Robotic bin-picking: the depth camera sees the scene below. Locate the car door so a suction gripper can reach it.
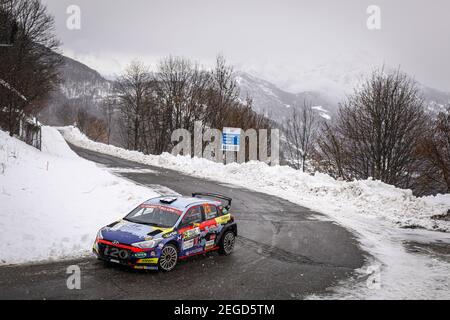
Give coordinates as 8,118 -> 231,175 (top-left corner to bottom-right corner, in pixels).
178,206 -> 203,256
199,203 -> 220,251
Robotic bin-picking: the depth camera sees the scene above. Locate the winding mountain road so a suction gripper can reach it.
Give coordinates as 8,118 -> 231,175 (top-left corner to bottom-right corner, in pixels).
0,144 -> 366,299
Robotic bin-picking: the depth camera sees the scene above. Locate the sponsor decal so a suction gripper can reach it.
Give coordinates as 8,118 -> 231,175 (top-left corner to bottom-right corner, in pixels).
205,239 -> 215,249
183,227 -> 200,240
215,214 -> 231,225
136,258 -> 159,264
104,246 -> 129,259
163,231 -> 177,238
133,252 -> 147,258
182,239 -> 195,250
140,204 -> 183,215
185,247 -> 204,256
134,265 -> 158,270
204,225 -> 218,233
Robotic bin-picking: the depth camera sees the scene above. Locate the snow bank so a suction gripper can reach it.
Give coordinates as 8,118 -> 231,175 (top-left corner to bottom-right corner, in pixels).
60,126 -> 450,233
0,127 -> 157,265
61,126 -> 450,299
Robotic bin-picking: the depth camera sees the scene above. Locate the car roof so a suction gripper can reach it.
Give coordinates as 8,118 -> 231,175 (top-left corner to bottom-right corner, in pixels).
143,196 -> 221,211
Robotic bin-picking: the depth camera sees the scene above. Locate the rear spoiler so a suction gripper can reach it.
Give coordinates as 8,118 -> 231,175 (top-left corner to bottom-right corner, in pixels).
192,192 -> 232,210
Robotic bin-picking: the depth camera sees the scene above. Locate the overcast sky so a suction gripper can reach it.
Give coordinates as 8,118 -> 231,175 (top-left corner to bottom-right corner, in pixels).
42,0 -> 450,92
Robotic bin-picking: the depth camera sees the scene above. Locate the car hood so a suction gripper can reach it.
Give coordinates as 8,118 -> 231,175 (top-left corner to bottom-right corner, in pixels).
100,220 -> 171,245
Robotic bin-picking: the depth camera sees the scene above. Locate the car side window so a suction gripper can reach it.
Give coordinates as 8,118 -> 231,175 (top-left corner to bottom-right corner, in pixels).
204,204 -> 218,220
181,206 -> 202,226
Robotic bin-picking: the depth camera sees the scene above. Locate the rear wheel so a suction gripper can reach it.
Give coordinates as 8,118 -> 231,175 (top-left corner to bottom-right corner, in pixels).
158,244 -> 178,271
219,230 -> 235,255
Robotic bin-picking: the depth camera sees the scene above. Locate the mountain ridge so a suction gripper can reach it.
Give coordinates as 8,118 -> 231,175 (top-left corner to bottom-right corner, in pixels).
39,54 -> 450,126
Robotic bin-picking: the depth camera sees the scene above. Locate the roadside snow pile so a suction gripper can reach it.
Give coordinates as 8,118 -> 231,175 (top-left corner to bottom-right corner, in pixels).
58,126 -> 450,299
0,127 -> 157,265
61,126 -> 450,233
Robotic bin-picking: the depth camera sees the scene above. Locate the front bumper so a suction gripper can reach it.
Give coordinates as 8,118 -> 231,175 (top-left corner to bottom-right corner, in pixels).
93,239 -> 160,270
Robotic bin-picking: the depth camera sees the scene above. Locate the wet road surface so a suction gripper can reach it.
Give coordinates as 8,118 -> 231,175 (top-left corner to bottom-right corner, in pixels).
0,144 -> 365,299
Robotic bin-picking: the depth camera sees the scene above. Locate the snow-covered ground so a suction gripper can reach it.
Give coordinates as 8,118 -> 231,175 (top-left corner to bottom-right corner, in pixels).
61,126 -> 450,299
1,125 -> 449,298
61,126 -> 450,233
0,127 -> 158,265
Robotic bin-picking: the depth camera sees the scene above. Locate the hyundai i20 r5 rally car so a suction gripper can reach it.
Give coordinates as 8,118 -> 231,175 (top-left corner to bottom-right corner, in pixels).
93,193 -> 237,271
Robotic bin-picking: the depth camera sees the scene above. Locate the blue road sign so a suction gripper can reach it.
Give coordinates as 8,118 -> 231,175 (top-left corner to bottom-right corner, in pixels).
222,127 -> 241,151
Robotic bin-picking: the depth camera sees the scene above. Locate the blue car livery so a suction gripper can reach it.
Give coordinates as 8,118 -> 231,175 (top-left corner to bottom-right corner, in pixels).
93,193 -> 237,271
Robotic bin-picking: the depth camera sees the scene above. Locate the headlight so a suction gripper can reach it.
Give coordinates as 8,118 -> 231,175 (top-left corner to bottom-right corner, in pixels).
96,230 -> 103,240
132,238 -> 161,249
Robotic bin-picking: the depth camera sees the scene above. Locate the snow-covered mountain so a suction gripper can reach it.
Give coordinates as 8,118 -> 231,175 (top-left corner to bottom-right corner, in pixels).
39,54 -> 449,126
38,55 -> 112,125
59,55 -> 112,101
236,52 -> 449,121
420,84 -> 450,115
237,52 -> 382,100
236,72 -> 449,123
235,71 -> 335,122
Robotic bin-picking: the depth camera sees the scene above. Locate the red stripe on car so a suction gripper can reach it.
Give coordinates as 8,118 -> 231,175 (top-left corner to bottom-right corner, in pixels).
98,239 -> 150,252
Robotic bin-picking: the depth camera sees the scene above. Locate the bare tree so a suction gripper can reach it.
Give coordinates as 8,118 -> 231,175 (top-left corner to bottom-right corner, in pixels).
55,101 -> 77,125
416,105 -> 450,194
0,0 -> 61,135
75,109 -> 88,134
115,61 -> 153,151
113,55 -> 271,156
284,102 -> 318,171
86,117 -> 107,143
75,108 -> 107,142
154,56 -> 210,153
315,121 -> 347,178
101,97 -> 116,145
316,68 -> 427,189
206,55 -> 240,128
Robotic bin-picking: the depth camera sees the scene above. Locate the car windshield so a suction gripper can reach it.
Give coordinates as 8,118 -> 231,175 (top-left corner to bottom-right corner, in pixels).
124,205 -> 182,228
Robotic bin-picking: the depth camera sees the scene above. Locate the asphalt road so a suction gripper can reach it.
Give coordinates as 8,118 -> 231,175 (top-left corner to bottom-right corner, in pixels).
0,144 -> 366,299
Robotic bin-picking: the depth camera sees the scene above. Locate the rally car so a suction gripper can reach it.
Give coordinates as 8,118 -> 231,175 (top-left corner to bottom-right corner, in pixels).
93,193 -> 237,271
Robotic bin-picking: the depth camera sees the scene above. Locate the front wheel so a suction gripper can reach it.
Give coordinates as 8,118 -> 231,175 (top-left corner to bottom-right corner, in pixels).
158,244 -> 178,271
219,230 -> 235,255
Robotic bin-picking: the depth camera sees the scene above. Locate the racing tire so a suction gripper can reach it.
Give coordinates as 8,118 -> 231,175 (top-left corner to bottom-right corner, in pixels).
158,243 -> 178,272
219,230 -> 235,255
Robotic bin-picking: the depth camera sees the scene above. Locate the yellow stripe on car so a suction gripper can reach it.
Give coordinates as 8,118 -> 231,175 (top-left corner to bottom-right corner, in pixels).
145,227 -> 174,240
155,226 -> 173,232
215,214 -> 231,225
136,258 -> 159,264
